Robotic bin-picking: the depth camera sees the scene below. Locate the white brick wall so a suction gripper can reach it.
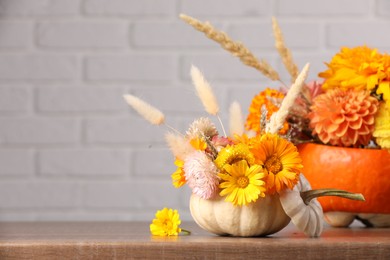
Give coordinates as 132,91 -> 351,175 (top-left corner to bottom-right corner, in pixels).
0,0 -> 388,221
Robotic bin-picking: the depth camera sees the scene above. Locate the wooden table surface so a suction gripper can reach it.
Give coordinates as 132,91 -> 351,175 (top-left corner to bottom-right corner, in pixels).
0,221 -> 389,259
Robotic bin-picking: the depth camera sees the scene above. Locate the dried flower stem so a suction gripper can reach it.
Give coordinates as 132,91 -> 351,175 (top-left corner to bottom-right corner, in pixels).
165,123 -> 184,136
260,105 -> 268,134
272,17 -> 299,83
201,133 -> 219,160
180,14 -> 281,82
217,115 -> 227,137
266,63 -> 310,134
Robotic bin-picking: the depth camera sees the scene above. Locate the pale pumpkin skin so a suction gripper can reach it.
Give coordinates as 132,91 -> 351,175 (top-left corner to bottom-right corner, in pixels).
324,212 -> 390,227
190,193 -> 291,237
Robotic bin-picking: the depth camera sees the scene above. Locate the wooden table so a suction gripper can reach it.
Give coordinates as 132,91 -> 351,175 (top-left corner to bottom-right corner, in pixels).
0,221 -> 389,259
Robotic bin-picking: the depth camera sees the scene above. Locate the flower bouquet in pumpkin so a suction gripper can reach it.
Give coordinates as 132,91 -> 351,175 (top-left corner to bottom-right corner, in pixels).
124,14 -> 367,237
177,15 -> 390,227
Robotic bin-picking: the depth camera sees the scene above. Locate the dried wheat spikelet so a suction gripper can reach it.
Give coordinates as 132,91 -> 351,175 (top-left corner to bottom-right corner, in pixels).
266,63 -> 310,134
180,14 -> 280,82
272,17 -> 299,83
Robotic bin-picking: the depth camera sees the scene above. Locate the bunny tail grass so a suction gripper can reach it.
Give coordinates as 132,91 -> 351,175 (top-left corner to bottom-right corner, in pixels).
190,65 -> 227,136
190,65 -> 219,116
229,101 -> 244,136
165,132 -> 195,160
266,63 -> 310,134
123,94 -> 165,125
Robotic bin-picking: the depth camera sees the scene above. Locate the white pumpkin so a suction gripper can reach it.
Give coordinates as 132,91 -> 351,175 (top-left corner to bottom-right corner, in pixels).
279,174 -> 324,237
189,193 -> 290,237
324,212 -> 390,227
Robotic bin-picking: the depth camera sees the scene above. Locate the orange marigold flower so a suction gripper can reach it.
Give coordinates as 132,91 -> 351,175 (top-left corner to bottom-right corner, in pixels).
308,89 -> 379,147
250,133 -> 302,194
319,46 -> 390,96
245,88 -> 289,135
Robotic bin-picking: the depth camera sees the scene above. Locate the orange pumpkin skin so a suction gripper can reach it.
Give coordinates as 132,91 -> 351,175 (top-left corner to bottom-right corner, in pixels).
297,143 -> 390,214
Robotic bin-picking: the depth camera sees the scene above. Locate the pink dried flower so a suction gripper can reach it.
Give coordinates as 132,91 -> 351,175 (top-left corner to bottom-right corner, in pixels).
306,80 -> 324,101
211,135 -> 234,151
183,151 -> 220,199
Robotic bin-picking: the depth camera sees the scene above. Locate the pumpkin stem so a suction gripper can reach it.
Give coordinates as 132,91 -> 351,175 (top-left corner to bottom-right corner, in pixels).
300,189 -> 365,205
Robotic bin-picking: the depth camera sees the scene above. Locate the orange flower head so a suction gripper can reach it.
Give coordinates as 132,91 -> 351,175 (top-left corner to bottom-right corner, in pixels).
250,134 -> 302,194
245,88 -> 289,135
308,89 -> 379,147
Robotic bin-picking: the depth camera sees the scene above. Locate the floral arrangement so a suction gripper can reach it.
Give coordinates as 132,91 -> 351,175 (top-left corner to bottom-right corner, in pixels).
125,14 -> 369,238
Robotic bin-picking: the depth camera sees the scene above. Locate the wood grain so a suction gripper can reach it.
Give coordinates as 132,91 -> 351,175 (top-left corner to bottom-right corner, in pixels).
0,222 -> 389,259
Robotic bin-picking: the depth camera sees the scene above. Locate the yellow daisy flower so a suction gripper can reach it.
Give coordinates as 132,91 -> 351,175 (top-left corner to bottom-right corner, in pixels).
250,134 -> 303,194
373,102 -> 390,149
219,160 -> 266,206
150,208 -> 182,236
214,143 -> 255,171
171,159 -> 186,188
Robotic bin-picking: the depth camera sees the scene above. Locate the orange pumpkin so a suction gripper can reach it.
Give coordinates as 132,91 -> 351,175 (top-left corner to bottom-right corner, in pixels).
297,143 -> 390,214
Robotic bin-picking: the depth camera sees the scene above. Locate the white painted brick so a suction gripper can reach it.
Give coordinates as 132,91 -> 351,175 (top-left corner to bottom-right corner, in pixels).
0,85 -> 30,112
0,149 -> 34,176
37,86 -> 126,112
181,54 -> 275,81
132,86 -> 204,113
133,148 -> 174,177
228,22 -> 319,49
39,149 -> 130,176
181,0 -> 270,16
0,181 -> 81,208
0,22 -> 33,48
0,55 -> 79,80
0,0 -> 80,16
85,116 -> 166,144
83,180 -> 180,209
84,0 -> 175,16
227,84 -> 268,114
377,0 -> 390,16
327,23 -> 390,50
133,21 -> 218,48
276,0 -> 369,15
38,21 -> 128,48
0,117 -> 80,144
86,55 -> 174,81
